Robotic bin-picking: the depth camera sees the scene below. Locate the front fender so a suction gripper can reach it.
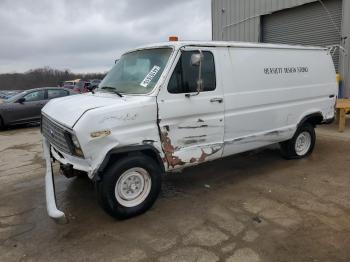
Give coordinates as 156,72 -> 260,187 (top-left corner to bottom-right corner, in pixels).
93,144 -> 165,182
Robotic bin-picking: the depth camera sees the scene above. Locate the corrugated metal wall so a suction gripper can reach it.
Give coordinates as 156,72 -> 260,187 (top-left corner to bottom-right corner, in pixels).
212,0 -> 317,41
212,0 -> 350,97
262,0 -> 342,71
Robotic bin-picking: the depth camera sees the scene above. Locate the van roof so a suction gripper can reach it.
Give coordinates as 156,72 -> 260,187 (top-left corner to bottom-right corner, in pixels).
132,41 -> 327,52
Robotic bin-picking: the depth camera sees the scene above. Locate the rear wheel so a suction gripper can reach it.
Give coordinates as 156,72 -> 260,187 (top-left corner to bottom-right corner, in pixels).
97,154 -> 162,219
280,123 -> 315,159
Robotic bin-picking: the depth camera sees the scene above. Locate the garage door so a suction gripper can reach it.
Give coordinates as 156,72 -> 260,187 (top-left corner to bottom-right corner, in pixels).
262,0 -> 342,71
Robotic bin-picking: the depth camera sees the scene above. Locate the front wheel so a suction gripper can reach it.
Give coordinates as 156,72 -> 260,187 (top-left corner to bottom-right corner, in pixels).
97,154 -> 162,219
279,123 -> 316,159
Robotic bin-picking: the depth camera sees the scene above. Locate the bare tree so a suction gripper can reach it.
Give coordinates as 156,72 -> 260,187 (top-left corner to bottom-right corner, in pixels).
0,67 -> 107,90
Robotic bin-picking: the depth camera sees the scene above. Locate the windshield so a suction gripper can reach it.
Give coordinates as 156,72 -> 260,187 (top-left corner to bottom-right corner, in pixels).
98,48 -> 172,95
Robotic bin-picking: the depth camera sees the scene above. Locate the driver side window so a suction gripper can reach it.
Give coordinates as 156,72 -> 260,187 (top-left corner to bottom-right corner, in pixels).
168,51 -> 216,94
23,90 -> 45,102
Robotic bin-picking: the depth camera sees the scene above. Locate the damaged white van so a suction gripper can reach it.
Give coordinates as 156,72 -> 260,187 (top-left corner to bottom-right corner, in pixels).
42,41 -> 337,223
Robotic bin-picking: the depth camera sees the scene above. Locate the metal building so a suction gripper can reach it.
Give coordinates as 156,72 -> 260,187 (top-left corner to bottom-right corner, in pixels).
212,0 -> 350,97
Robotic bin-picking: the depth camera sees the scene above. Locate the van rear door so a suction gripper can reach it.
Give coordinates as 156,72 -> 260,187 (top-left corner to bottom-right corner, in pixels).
157,47 -> 225,169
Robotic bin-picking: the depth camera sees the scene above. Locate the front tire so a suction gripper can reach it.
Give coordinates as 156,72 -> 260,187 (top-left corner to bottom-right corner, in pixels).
280,123 -> 316,159
97,154 -> 162,219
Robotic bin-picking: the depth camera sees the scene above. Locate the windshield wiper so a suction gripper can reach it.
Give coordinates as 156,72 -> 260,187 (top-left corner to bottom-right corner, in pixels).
100,87 -> 123,97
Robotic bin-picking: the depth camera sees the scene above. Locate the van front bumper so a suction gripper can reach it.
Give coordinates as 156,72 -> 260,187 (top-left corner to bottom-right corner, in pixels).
43,137 -> 67,224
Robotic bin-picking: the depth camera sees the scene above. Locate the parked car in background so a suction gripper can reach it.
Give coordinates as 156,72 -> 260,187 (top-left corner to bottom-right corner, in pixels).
62,82 -> 75,89
63,79 -> 80,89
73,80 -> 91,93
0,87 -> 75,129
90,79 -> 101,89
59,79 -> 101,92
0,90 -> 21,100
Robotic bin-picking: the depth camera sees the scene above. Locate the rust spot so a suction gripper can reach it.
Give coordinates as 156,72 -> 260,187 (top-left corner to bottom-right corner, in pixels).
198,147 -> 222,163
160,127 -> 222,168
160,130 -> 185,168
188,146 -> 222,164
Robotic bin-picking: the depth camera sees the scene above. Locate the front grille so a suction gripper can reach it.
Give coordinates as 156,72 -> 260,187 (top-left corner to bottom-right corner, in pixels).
41,115 -> 72,155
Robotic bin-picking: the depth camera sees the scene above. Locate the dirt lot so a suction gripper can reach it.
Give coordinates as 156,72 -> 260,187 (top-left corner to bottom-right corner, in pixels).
1,123 -> 350,262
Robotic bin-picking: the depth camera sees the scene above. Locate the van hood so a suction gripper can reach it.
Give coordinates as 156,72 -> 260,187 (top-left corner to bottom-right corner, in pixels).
42,92 -> 152,128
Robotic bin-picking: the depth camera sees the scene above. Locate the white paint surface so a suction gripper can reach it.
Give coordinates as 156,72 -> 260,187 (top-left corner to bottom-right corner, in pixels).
42,41 -> 337,221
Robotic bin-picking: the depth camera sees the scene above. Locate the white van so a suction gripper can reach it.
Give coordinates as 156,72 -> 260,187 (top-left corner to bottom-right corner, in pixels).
41,41 -> 337,223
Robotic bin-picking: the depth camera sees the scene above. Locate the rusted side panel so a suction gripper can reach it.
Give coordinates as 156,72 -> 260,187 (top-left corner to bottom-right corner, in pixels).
160,125 -> 223,170
160,130 -> 185,168
156,47 -> 226,171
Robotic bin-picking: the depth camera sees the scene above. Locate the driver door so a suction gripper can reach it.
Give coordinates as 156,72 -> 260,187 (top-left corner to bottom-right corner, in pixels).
157,47 -> 225,170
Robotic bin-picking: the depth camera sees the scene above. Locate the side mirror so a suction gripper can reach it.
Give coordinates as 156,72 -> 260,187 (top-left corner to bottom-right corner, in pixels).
115,59 -> 119,64
186,51 -> 204,97
17,97 -> 25,104
190,53 -> 203,67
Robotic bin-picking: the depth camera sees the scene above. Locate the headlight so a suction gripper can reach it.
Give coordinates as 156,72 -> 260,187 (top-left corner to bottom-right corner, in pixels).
70,133 -> 84,157
71,134 -> 81,149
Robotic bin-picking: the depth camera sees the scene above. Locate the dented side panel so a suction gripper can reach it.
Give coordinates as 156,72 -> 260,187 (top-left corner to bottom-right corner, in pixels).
157,47 -> 226,170
160,124 -> 224,169
69,95 -> 164,177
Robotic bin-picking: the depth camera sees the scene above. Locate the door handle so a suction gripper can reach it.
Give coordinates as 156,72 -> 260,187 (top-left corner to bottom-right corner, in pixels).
210,97 -> 223,103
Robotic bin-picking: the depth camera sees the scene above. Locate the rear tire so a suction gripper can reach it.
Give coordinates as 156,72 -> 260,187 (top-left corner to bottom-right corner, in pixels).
97,154 -> 162,219
280,122 -> 315,159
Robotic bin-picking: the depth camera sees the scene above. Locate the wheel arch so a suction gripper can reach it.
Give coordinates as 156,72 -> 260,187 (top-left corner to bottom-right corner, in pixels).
297,112 -> 324,128
94,145 -> 165,182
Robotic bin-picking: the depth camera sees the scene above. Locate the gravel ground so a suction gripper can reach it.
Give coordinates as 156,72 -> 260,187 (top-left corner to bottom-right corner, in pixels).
0,123 -> 350,262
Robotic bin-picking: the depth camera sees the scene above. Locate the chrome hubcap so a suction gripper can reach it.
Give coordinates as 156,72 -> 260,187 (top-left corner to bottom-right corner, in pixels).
115,167 -> 151,207
295,131 -> 311,156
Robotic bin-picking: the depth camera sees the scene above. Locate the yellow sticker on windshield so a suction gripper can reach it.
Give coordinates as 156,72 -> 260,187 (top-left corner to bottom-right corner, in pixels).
140,66 -> 161,88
